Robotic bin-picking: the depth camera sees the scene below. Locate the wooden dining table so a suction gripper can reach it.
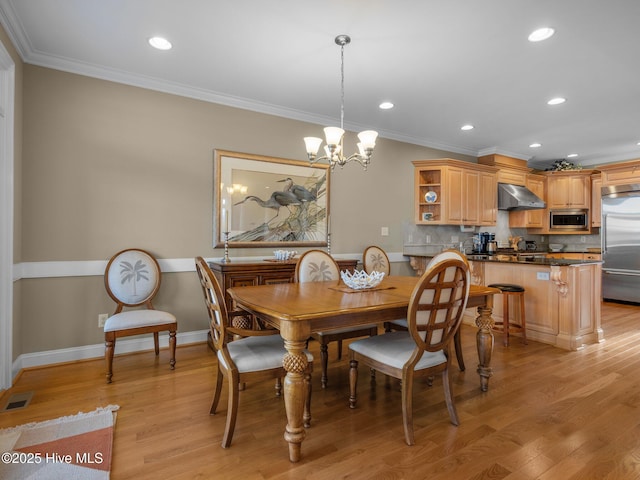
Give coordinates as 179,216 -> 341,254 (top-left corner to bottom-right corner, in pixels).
227,275 -> 500,463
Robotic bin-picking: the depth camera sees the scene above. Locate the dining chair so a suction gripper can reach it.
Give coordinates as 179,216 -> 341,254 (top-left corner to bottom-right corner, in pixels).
362,245 -> 391,275
348,250 -> 471,445
103,248 -> 177,383
384,248 -> 468,372
296,249 -> 378,389
195,257 -> 313,448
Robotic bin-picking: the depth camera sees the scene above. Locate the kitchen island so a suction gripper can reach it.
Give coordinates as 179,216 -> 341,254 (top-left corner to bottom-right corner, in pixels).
405,251 -> 604,351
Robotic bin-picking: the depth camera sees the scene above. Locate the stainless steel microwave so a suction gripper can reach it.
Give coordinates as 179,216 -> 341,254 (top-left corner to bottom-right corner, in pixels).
549,209 -> 589,231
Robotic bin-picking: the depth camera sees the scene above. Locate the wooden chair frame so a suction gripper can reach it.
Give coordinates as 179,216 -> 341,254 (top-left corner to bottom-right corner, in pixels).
103,248 -> 177,383
349,253 -> 470,445
296,249 -> 378,389
195,256 -> 312,448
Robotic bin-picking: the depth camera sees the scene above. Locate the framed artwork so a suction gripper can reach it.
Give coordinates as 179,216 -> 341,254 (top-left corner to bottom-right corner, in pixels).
213,150 -> 330,248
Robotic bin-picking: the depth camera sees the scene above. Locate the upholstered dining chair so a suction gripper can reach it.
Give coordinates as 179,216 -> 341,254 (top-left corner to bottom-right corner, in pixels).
363,245 -> 391,275
384,248 -> 468,372
348,250 -> 471,445
103,248 -> 177,383
195,257 -> 313,448
296,249 -> 378,389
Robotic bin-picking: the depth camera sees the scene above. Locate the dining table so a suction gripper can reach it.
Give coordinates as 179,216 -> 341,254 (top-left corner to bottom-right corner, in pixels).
227,275 -> 500,463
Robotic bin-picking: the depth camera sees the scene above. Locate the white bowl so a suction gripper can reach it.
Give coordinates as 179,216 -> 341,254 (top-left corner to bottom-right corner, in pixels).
549,243 -> 564,252
273,250 -> 297,261
340,270 -> 385,290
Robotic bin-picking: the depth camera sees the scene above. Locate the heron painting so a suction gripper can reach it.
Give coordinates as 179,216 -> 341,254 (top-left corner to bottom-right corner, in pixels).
214,150 -> 330,248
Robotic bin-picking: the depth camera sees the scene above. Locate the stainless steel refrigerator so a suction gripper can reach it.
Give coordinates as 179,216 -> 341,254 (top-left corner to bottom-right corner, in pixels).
602,183 -> 640,304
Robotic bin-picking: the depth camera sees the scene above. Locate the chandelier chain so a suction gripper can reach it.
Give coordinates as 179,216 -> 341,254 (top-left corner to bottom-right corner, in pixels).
340,42 -> 345,131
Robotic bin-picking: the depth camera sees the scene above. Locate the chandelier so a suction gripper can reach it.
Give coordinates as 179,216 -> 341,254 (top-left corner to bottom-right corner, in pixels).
304,35 -> 378,171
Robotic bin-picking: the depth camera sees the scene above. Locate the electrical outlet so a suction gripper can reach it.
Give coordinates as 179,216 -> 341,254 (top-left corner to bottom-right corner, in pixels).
425,234 -> 432,244
381,227 -> 389,236
541,236 -> 545,241
98,314 -> 108,328
580,236 -> 586,243
451,235 -> 459,243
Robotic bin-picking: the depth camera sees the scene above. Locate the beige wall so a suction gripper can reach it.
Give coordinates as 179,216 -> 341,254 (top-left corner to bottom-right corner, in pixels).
15,64 -> 474,356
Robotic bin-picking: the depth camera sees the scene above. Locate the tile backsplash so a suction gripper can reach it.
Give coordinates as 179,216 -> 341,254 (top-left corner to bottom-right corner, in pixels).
403,211 -> 601,253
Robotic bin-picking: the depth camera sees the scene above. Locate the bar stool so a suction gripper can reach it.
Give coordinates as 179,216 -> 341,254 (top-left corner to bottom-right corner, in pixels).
488,283 -> 527,346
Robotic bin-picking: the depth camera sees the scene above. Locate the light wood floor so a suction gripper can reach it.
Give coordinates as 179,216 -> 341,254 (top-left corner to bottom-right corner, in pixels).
2,302 -> 640,479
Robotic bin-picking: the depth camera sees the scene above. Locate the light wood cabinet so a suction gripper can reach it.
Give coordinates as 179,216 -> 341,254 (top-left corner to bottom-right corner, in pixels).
598,159 -> 640,186
591,174 -> 602,227
546,171 -> 591,209
413,159 -> 497,226
479,171 -> 498,225
480,261 -> 603,350
414,165 -> 443,224
509,174 -> 546,228
546,253 -> 601,261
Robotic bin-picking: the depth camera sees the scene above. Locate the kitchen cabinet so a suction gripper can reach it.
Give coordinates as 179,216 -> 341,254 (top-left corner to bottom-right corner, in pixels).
546,171 -> 591,209
546,253 -> 601,261
479,171 -> 498,225
448,167 -> 484,225
509,174 -> 546,228
598,159 -> 640,186
413,159 -> 497,226
591,174 -> 602,227
481,261 -> 603,350
414,165 -> 443,224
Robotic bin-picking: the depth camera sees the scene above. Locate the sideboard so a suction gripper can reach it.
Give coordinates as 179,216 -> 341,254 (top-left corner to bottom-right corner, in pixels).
208,258 -> 358,332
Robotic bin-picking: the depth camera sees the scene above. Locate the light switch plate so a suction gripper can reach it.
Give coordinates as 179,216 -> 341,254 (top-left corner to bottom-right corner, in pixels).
381,227 -> 389,236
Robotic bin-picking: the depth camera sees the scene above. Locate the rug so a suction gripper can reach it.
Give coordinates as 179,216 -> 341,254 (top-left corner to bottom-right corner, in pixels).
0,404 -> 119,480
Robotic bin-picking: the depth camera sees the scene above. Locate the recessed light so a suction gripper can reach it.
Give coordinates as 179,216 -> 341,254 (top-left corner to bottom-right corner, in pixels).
528,27 -> 555,42
460,124 -> 474,131
567,153 -> 578,158
148,36 -> 172,50
379,101 -> 394,110
547,97 -> 566,105
529,143 -> 542,148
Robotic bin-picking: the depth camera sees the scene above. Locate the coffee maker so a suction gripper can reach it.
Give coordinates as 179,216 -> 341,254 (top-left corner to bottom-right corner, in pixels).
473,232 -> 495,254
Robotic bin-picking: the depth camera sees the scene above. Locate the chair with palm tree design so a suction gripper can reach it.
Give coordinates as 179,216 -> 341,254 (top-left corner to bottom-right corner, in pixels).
296,249 -> 378,388
103,248 -> 177,383
362,245 -> 391,276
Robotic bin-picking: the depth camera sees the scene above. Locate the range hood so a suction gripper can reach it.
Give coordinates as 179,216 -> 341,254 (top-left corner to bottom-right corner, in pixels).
497,183 -> 546,210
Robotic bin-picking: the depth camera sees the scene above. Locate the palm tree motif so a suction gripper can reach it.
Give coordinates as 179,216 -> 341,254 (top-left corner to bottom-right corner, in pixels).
369,253 -> 387,272
119,259 -> 149,296
307,260 -> 334,282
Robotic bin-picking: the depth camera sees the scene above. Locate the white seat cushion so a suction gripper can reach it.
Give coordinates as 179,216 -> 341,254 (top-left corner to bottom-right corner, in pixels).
349,332 -> 446,370
313,324 -> 378,337
104,309 -> 176,332
220,334 -> 314,373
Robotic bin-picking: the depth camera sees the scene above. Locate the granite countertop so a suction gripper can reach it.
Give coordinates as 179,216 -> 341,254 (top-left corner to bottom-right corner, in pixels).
402,247 -> 602,266
463,254 -> 600,266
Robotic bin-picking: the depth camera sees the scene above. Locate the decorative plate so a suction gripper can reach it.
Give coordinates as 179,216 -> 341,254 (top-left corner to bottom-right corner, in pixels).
424,191 -> 437,203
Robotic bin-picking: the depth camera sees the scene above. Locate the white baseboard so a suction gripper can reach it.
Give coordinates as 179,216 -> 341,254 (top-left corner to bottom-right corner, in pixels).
11,329 -> 209,380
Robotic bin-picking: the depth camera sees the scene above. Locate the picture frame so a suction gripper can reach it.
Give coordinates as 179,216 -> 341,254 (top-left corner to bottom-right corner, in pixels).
214,150 -> 330,248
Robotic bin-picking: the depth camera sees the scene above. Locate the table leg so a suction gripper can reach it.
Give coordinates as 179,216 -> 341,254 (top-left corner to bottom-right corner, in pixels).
281,330 -> 310,463
475,297 -> 495,392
